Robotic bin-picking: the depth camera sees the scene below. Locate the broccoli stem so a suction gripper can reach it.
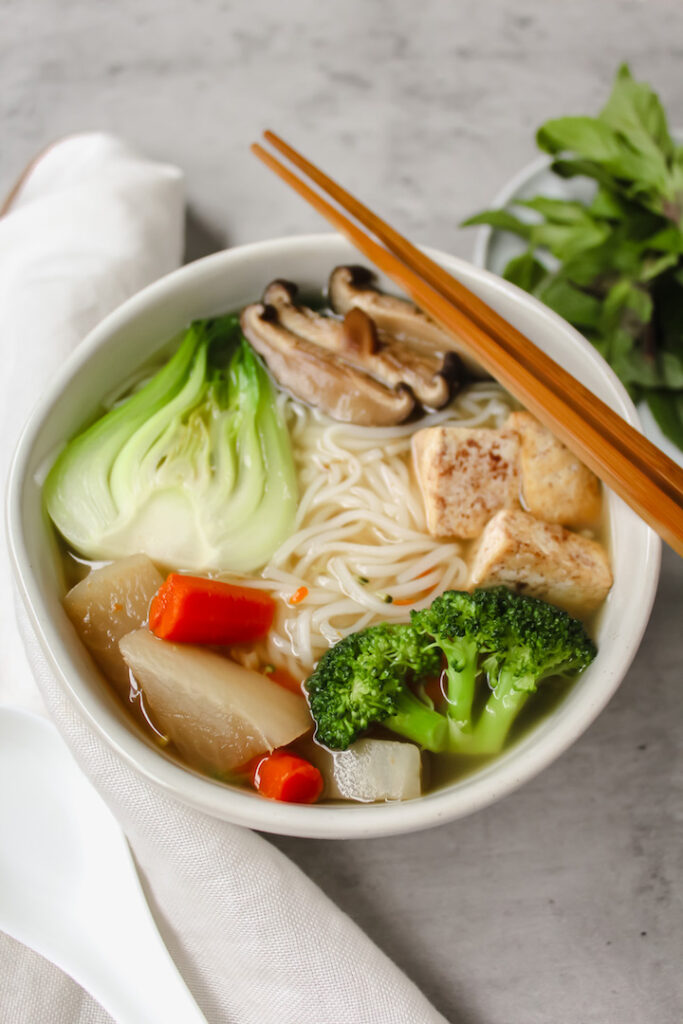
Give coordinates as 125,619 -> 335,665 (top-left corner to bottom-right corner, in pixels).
385,689 -> 450,753
463,679 -> 532,756
440,638 -> 479,726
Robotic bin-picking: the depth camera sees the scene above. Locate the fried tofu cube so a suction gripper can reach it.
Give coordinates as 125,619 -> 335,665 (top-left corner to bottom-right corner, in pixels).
507,411 -> 602,528
412,426 -> 520,538
469,509 -> 612,611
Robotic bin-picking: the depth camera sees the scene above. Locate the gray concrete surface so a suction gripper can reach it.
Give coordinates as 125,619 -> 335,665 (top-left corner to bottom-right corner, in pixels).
2,1 -> 682,1021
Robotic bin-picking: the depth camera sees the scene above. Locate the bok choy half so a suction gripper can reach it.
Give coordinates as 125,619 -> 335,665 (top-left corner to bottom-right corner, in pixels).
44,316 -> 298,573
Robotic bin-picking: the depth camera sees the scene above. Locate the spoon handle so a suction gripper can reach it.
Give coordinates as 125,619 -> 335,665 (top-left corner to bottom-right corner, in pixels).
57,914 -> 209,1024
0,710 -> 207,1024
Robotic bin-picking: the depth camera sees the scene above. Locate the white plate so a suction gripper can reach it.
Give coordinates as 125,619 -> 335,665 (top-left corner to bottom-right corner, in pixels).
470,154 -> 683,467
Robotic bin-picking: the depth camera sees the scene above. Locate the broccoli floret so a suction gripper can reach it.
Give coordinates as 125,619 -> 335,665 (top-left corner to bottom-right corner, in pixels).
306,622 -> 444,751
305,587 -> 596,756
410,588 -> 508,727
470,587 -> 597,754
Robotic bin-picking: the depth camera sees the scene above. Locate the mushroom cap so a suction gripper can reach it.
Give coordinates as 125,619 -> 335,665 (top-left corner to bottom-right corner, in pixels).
240,301 -> 416,427
328,265 -> 482,377
261,276 -> 456,409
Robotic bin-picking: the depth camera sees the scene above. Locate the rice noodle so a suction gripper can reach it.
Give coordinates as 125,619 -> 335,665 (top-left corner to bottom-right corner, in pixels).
221,382 -> 513,679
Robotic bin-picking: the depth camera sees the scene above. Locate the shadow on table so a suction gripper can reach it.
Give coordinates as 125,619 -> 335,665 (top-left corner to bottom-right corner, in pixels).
184,206 -> 227,264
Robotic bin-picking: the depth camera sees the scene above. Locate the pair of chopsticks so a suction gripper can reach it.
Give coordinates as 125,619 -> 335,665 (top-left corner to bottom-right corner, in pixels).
251,132 -> 683,558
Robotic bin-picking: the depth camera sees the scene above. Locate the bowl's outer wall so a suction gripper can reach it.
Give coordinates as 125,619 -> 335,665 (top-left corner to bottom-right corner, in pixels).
7,235 -> 660,838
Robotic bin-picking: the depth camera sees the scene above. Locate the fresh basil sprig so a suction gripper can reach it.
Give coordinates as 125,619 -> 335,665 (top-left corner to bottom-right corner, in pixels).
463,64 -> 683,452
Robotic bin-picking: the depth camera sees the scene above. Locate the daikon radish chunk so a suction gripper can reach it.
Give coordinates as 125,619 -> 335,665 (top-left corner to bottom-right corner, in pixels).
63,554 -> 164,699
119,630 -> 312,775
311,738 -> 422,802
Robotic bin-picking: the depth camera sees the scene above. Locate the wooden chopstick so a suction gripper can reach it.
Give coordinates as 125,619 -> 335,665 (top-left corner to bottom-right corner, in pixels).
251,138 -> 683,557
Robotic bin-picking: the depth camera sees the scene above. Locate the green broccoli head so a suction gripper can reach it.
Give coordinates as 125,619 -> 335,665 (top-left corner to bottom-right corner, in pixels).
473,587 -> 597,754
412,587 -> 506,647
305,622 -> 442,750
481,586 -> 596,692
305,587 -> 598,757
410,588 -> 508,725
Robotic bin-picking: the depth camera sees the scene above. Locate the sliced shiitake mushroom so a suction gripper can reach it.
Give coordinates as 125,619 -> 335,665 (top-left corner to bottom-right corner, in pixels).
240,300 -> 415,426
262,280 -> 457,408
328,264 -> 483,376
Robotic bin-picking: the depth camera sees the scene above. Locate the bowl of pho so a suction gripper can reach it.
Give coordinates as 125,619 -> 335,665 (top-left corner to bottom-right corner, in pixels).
7,234 -> 660,838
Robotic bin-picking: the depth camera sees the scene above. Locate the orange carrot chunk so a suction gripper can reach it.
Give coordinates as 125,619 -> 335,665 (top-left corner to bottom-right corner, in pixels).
149,574 -> 275,645
252,751 -> 323,804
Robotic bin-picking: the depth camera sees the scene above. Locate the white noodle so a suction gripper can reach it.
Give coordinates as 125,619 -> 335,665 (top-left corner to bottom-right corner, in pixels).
222,382 -> 513,678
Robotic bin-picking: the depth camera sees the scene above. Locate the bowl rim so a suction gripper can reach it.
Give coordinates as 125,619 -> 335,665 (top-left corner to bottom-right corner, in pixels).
7,232 -> 661,839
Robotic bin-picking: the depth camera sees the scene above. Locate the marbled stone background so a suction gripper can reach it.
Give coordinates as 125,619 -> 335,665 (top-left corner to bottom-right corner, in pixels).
2,1 -> 682,1021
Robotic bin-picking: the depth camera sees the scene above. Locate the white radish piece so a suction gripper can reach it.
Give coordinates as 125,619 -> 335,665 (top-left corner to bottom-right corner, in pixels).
64,554 -> 164,699
119,630 -> 312,775
311,738 -> 422,802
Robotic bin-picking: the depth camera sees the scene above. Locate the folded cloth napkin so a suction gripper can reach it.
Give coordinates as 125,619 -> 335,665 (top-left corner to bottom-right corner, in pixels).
0,133 -> 448,1024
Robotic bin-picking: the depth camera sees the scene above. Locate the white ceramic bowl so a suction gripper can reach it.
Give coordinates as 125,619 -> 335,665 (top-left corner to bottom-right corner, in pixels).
7,234 -> 661,839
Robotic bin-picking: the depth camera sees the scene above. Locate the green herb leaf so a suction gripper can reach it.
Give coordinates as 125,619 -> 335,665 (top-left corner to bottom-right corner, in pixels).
588,187 -> 631,220
559,234 -> 640,287
533,221 -> 610,261
460,209 -> 532,238
639,252 -> 679,281
645,390 -> 683,449
502,251 -> 549,292
602,278 -> 653,327
645,226 -> 683,253
516,197 -> 599,225
550,157 -> 622,193
540,117 -> 670,206
536,277 -> 603,328
537,117 -> 626,163
599,63 -> 675,163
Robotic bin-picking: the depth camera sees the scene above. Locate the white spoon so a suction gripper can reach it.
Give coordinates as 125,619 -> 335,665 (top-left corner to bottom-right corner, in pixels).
0,708 -> 207,1024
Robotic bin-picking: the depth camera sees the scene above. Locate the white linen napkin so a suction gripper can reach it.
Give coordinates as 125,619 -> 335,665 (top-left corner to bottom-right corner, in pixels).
0,133 -> 447,1024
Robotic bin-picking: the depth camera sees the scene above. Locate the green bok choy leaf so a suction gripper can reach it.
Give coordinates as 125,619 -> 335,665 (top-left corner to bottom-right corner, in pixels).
44,316 -> 298,573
